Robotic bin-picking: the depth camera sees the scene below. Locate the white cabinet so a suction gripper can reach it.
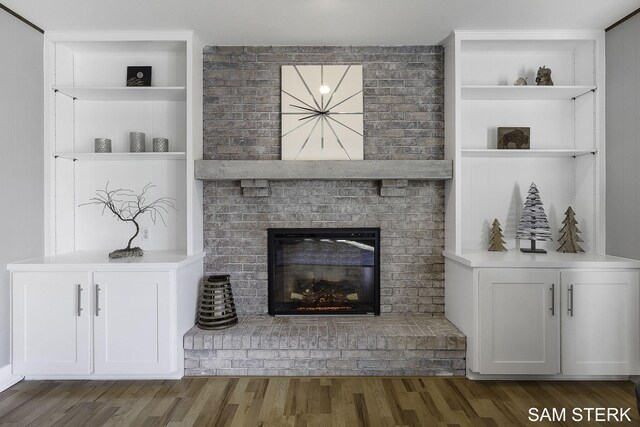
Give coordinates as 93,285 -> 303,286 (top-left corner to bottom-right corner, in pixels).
445,253 -> 640,378
93,272 -> 172,375
561,271 -> 640,375
9,251 -> 204,379
479,269 -> 559,375
12,272 -> 91,375
478,268 -> 640,376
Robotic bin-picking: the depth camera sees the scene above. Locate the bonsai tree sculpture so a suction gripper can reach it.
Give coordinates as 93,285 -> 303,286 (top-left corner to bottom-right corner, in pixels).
488,218 -> 507,252
557,206 -> 585,253
81,182 -> 176,258
516,183 -> 553,253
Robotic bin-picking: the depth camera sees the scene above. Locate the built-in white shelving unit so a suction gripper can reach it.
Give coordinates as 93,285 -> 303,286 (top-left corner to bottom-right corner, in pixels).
443,31 -> 640,380
444,30 -> 605,255
8,32 -> 205,381
44,32 -> 204,256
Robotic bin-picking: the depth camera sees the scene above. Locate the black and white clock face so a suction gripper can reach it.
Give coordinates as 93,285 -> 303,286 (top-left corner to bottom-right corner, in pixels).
281,65 -> 363,160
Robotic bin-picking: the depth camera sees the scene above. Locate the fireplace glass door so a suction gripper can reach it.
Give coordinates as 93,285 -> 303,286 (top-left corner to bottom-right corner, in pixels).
268,228 -> 380,315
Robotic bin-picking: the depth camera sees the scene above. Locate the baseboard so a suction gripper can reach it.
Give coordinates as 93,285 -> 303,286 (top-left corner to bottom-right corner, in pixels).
468,369 -> 633,381
0,364 -> 23,393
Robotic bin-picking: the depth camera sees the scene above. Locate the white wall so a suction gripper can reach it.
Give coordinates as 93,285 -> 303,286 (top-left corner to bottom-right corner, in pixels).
606,14 -> 640,259
0,11 -> 44,367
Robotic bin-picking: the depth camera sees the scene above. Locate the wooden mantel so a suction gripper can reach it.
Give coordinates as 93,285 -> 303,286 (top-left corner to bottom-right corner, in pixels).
194,160 -> 452,181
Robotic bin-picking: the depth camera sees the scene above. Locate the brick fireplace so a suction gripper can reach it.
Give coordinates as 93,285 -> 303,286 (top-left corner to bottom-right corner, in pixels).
203,45 -> 445,316
186,45 -> 465,376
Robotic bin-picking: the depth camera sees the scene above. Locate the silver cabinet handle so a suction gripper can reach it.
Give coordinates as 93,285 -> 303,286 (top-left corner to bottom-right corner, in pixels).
95,284 -> 101,316
568,284 -> 574,317
77,284 -> 83,316
550,283 -> 555,316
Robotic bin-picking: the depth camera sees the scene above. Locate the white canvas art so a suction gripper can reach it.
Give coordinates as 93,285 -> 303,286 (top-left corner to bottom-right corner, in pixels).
281,65 -> 363,160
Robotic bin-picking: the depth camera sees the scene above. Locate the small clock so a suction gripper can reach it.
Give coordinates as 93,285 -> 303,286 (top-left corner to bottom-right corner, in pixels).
281,65 -> 363,160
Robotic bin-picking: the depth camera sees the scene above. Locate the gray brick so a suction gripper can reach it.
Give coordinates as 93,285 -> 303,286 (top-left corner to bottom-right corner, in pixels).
183,335 -> 193,349
247,349 -> 279,359
184,359 -> 200,369
264,359 -> 295,369
277,350 -> 311,358
309,350 -> 342,359
216,349 -> 247,358
201,359 -> 233,369
357,359 -> 390,369
193,334 -> 204,349
231,359 -> 265,368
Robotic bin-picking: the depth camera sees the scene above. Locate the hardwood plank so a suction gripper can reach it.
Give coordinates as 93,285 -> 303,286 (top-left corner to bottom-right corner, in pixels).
0,377 -> 638,426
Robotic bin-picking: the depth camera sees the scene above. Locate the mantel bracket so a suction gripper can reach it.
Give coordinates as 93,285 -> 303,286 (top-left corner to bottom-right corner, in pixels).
241,179 -> 270,197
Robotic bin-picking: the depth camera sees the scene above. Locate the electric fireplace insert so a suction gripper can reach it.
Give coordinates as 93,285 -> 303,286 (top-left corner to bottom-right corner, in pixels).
268,228 -> 380,315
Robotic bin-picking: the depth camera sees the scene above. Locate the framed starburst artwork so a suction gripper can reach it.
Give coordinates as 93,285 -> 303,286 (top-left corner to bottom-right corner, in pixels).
281,65 -> 363,160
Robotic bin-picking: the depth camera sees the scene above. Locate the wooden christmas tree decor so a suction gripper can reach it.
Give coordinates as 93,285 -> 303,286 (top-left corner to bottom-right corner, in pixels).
557,206 -> 585,253
516,182 -> 553,253
488,218 -> 507,252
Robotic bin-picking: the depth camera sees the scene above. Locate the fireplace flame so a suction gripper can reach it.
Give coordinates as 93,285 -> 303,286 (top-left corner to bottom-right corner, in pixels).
296,306 -> 354,311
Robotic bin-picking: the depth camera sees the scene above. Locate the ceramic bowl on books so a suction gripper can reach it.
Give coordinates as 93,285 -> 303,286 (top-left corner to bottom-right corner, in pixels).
94,138 -> 112,153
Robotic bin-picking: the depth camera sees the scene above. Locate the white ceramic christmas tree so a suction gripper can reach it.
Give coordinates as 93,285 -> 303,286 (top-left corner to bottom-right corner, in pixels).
516,183 -> 553,253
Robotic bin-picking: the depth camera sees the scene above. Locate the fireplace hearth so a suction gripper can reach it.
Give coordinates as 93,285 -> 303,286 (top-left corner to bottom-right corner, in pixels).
268,228 -> 380,315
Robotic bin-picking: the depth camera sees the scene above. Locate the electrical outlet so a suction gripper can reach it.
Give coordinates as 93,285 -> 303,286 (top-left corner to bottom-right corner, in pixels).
141,226 -> 150,241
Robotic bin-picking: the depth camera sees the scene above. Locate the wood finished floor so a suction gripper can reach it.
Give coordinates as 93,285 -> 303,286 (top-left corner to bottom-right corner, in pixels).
0,377 -> 637,426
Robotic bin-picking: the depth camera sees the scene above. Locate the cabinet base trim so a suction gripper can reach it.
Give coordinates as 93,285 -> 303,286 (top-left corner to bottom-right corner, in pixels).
23,372 -> 183,380
468,370 -> 632,381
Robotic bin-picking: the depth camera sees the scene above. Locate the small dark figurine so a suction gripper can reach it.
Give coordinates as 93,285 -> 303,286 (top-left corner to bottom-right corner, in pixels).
498,128 -> 530,149
535,66 -> 554,86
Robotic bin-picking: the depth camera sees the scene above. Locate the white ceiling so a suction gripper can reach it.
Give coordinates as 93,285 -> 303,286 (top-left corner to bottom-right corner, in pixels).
4,0 -> 639,46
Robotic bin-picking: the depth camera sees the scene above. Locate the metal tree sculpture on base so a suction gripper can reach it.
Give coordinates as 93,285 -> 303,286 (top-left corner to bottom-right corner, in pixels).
81,183 -> 176,259
488,218 -> 507,252
516,183 -> 553,253
557,206 -> 585,253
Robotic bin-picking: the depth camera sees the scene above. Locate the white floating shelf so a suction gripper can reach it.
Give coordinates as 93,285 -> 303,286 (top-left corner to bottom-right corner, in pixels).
52,86 -> 187,101
53,152 -> 187,161
461,149 -> 596,158
461,85 -> 596,101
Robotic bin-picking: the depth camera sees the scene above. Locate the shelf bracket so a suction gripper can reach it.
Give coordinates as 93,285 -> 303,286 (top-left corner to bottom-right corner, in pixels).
53,88 -> 75,100
572,150 -> 597,159
571,88 -> 596,101
53,154 -> 77,161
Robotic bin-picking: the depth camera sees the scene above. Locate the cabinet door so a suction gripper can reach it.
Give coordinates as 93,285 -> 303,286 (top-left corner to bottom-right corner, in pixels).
13,272 -> 91,375
479,269 -> 560,375
93,271 -> 172,375
561,271 -> 639,376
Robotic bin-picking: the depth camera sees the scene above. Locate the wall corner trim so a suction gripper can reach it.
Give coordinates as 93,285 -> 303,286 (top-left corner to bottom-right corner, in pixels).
0,3 -> 44,33
606,7 -> 640,32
